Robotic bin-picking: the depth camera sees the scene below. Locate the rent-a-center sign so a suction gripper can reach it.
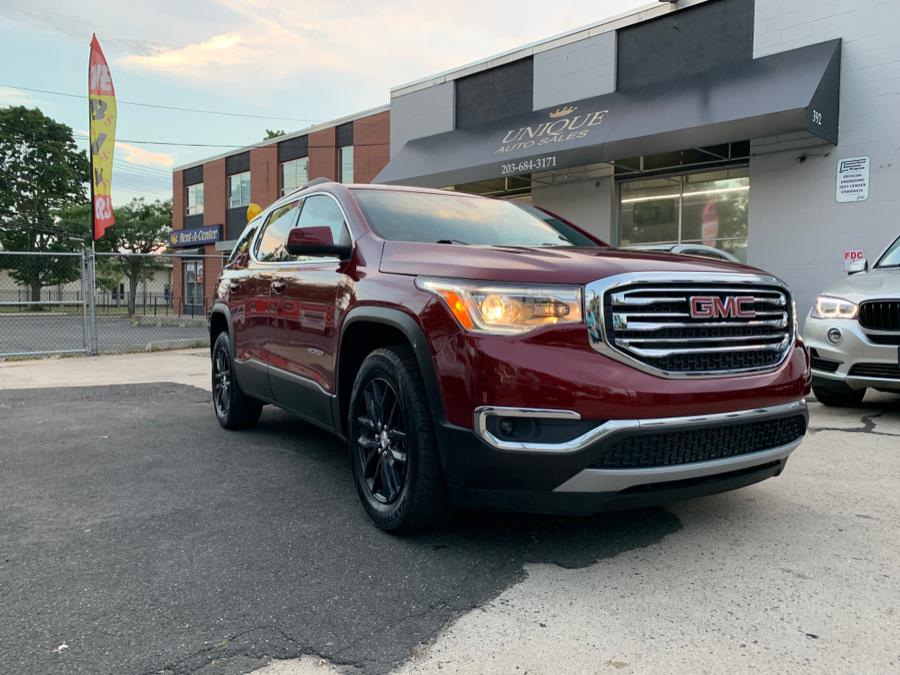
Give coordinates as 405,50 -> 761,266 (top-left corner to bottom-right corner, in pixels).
169,224 -> 222,248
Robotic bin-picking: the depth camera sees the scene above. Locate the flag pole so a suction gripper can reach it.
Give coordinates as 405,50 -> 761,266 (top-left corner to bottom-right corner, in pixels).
87,34 -> 98,355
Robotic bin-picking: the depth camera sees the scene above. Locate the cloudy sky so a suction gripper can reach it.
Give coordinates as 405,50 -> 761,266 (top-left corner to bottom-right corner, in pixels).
0,0 -> 650,204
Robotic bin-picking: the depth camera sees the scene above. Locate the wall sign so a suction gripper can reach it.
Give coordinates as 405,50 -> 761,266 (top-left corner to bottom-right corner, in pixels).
843,249 -> 866,270
836,157 -> 869,203
169,224 -> 222,248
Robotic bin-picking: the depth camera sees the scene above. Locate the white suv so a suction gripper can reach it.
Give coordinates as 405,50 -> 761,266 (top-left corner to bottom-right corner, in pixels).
804,234 -> 900,406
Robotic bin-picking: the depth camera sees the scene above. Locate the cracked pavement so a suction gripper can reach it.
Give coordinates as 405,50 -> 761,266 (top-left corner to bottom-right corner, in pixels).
0,377 -> 897,674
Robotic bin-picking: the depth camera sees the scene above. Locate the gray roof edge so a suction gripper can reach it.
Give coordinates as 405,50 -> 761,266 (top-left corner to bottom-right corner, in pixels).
172,103 -> 390,173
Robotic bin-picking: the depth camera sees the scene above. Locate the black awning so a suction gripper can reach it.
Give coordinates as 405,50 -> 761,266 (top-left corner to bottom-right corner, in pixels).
375,39 -> 841,187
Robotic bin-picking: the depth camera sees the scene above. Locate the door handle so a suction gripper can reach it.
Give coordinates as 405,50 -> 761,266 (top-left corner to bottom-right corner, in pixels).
271,279 -> 287,293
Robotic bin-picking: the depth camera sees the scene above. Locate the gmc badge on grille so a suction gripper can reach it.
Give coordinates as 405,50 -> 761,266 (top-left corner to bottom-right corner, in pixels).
689,296 -> 757,319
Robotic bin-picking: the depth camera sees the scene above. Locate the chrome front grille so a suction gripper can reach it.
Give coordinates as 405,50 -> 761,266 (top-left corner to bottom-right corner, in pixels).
586,272 -> 794,377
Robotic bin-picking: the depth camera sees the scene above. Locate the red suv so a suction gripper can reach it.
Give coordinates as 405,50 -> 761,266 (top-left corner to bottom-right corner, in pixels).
209,180 -> 810,533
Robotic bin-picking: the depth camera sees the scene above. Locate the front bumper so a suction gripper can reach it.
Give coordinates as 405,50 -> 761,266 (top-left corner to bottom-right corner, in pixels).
438,400 -> 808,515
804,315 -> 900,392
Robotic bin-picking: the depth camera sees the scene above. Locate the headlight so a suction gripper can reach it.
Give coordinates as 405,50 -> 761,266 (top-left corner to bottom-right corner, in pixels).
811,295 -> 858,319
417,278 -> 583,334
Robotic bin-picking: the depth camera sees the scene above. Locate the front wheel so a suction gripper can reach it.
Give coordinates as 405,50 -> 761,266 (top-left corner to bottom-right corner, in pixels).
348,346 -> 450,534
212,331 -> 263,430
812,385 -> 866,407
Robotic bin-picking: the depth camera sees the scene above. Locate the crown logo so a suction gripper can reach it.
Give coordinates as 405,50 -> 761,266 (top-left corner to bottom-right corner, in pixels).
549,105 -> 577,119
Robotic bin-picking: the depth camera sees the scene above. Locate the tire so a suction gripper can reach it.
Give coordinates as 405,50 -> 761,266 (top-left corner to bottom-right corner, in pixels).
348,346 -> 451,534
211,331 -> 263,430
812,385 -> 866,407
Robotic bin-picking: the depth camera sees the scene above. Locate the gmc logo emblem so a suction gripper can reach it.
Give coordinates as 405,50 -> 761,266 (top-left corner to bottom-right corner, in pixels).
689,295 -> 757,319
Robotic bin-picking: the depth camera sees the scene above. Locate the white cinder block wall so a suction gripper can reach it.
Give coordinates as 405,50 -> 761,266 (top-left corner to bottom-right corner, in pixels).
749,0 -> 900,320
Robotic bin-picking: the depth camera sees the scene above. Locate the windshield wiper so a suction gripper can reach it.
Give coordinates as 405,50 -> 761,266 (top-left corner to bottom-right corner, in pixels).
436,239 -> 468,245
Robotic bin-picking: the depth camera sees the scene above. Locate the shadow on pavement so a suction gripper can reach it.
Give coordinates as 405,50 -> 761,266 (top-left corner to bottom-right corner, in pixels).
0,383 -> 682,674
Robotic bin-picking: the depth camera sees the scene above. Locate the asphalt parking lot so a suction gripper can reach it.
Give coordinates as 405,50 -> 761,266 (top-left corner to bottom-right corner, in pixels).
1,367 -> 898,674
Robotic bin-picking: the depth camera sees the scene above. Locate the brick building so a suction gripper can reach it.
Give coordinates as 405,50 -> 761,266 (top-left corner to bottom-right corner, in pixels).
169,106 -> 389,314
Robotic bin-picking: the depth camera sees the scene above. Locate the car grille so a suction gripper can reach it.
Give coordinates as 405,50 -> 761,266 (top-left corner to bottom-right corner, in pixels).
594,281 -> 793,375
848,363 -> 900,379
589,415 -> 807,470
858,301 -> 900,331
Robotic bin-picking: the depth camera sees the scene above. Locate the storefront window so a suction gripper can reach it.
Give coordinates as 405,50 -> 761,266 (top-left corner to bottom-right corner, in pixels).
619,167 -> 749,261
282,157 -> 308,195
183,260 -> 204,309
228,171 -> 251,208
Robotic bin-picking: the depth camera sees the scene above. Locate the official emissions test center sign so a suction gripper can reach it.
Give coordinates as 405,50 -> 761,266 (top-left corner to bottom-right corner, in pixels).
836,156 -> 869,203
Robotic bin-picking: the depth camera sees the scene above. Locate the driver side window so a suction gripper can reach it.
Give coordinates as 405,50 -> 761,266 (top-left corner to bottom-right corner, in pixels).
296,194 -> 350,246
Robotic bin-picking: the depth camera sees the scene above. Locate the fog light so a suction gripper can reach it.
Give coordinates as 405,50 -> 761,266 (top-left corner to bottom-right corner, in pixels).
498,419 -> 515,436
827,327 -> 843,344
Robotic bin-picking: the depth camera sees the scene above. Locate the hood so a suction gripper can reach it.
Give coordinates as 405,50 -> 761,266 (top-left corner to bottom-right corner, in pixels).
379,241 -> 765,285
818,266 -> 900,305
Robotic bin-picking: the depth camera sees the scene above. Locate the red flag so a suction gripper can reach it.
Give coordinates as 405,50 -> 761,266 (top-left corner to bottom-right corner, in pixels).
88,34 -> 117,240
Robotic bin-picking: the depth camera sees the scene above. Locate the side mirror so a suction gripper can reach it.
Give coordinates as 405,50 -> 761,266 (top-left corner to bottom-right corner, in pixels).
285,226 -> 351,259
847,258 -> 868,275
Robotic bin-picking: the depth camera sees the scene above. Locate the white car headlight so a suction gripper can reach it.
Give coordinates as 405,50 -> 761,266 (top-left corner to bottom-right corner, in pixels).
417,278 -> 583,334
811,295 -> 858,320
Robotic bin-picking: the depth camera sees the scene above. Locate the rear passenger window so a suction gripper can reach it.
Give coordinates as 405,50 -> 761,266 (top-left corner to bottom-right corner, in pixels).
255,201 -> 301,262
296,195 -> 349,246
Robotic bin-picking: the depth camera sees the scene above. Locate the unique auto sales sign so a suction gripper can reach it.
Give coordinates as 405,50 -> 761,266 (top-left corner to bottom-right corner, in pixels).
836,157 -> 869,203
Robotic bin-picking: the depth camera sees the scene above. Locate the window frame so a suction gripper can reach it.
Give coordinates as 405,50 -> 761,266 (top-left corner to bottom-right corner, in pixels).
281,156 -> 309,196
250,191 -> 353,266
186,183 -> 204,216
339,145 -> 354,184
227,171 -> 252,209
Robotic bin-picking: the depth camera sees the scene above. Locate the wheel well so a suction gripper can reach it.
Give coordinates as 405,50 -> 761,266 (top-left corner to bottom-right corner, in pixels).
337,321 -> 412,436
209,311 -> 228,354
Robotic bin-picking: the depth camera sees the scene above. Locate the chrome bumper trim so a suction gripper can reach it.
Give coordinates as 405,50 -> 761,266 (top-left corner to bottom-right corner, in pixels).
474,400 -> 808,454
553,437 -> 802,493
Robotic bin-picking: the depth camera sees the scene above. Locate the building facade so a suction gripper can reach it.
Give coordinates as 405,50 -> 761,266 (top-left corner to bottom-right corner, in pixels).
170,106 -> 390,314
172,0 -> 900,319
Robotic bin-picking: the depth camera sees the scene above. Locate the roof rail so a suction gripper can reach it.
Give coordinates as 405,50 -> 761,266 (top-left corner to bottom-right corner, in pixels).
284,176 -> 333,198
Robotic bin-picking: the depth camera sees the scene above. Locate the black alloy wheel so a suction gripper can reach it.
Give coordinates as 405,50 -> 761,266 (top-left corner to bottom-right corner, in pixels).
356,377 -> 409,504
213,346 -> 232,419
348,347 -> 450,533
211,331 -> 263,430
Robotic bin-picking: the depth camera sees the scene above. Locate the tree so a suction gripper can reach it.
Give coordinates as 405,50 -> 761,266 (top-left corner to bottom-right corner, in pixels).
264,129 -> 285,140
0,106 -> 90,302
103,198 -> 172,316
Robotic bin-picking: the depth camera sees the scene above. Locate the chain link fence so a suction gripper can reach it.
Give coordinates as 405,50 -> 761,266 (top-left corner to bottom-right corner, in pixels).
0,250 -> 223,359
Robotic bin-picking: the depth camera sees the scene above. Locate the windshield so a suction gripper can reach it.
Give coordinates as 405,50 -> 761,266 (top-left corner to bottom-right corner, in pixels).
875,234 -> 900,268
352,189 -> 599,247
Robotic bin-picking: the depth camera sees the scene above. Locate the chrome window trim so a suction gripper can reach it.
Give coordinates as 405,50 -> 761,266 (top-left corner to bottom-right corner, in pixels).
474,400 -> 806,454
249,190 -> 354,268
585,271 -> 796,379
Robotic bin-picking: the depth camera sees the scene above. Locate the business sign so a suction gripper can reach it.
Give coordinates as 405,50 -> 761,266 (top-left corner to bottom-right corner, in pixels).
169,225 -> 222,248
843,249 -> 866,270
88,34 -> 117,240
836,157 -> 869,203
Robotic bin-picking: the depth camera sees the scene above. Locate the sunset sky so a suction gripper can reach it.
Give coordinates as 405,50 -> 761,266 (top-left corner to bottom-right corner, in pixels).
0,0 -> 650,204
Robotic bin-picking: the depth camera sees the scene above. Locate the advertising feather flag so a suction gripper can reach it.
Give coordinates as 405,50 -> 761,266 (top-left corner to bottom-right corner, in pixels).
88,34 -> 117,240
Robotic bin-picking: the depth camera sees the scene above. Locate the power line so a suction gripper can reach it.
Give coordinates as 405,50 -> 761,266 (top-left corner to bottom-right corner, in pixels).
0,83 -> 322,123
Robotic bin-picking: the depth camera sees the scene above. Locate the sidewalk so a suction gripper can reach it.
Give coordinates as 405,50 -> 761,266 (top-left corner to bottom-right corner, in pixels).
0,349 -> 211,391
